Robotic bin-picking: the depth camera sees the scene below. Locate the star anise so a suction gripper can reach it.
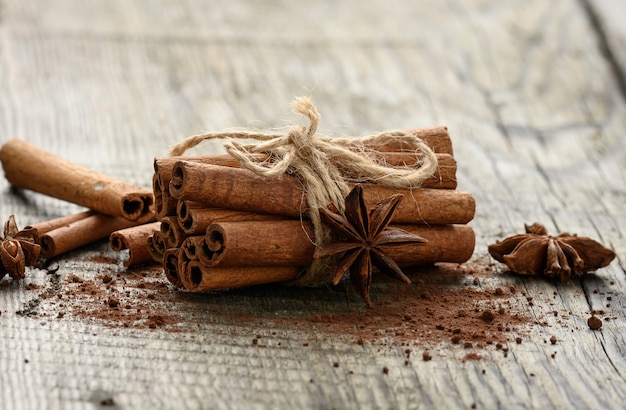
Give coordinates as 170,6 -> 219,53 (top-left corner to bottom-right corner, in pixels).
0,215 -> 41,281
314,184 -> 427,306
488,222 -> 616,281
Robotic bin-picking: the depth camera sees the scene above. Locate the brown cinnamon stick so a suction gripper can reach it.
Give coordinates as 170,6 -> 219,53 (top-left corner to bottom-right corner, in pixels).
203,220 -> 315,267
176,201 -> 283,235
203,221 -> 474,268
160,216 -> 187,249
26,211 -> 95,241
0,139 -> 153,220
109,222 -> 160,267
170,162 -> 475,225
147,232 -> 166,263
163,247 -> 183,288
180,259 -> 302,292
153,173 -> 178,220
39,214 -> 153,258
180,235 -> 205,261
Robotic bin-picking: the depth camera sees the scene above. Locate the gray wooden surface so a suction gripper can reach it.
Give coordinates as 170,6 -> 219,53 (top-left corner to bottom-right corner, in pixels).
1,0 -> 625,409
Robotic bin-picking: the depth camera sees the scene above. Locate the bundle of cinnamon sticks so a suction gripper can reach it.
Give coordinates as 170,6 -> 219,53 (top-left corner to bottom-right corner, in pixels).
151,126 -> 476,292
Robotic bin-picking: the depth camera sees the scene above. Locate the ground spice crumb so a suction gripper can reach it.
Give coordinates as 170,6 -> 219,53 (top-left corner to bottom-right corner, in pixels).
479,310 -> 495,323
106,297 -> 119,308
451,335 -> 462,344
382,366 -> 389,374
515,337 -> 522,344
422,351 -> 432,361
550,336 -> 557,345
587,316 -> 603,330
463,342 -> 473,349
333,362 -> 339,368
101,274 -> 113,284
68,274 -> 83,283
462,352 -> 482,362
551,352 -> 556,359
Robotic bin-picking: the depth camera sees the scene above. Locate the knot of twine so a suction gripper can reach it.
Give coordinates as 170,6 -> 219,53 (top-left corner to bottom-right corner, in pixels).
170,97 -> 438,285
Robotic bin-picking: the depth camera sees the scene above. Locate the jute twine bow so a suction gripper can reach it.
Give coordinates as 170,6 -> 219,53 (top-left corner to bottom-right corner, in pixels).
170,97 -> 438,285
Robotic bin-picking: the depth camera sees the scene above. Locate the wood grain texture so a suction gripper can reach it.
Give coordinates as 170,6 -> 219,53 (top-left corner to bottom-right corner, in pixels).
1,0 -> 625,409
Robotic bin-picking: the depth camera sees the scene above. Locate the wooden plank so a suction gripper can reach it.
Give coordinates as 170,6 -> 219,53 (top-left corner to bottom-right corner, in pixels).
1,0 -> 625,409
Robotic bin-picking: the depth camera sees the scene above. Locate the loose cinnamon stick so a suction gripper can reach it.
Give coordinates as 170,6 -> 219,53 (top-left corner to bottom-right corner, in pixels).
176,201 -> 284,235
110,222 -> 160,267
180,259 -> 302,292
26,211 -> 95,241
170,162 -> 475,225
0,139 -> 153,220
40,214 -> 153,258
203,221 -> 474,268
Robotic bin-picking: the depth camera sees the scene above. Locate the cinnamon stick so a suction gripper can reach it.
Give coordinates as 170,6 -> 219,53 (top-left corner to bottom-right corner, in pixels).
0,139 -> 153,220
147,232 -> 166,263
180,235 -> 205,261
203,221 -> 474,268
39,214 -> 153,258
163,247 -> 183,288
170,162 -> 475,225
153,173 -> 178,219
203,220 -> 315,267
110,222 -> 160,267
160,216 -> 187,249
176,201 -> 283,235
26,211 -> 95,241
180,259 -> 302,292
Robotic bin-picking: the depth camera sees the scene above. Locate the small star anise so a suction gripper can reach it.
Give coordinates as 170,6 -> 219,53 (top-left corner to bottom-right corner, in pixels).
314,184 -> 427,306
488,222 -> 616,281
0,215 -> 41,281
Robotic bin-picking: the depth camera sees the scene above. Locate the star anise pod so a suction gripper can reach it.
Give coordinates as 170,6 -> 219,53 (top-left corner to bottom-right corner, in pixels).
314,184 -> 427,306
0,215 -> 41,281
488,222 -> 616,281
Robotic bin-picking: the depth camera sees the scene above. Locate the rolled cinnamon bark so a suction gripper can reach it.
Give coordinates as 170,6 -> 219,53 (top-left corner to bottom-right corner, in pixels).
180,259 -> 302,292
110,222 -> 160,267
176,201 -> 284,235
180,235 -> 205,260
153,173 -> 178,220
363,126 -> 452,154
160,216 -> 187,249
26,211 -> 96,241
203,221 -> 474,268
147,232 -> 166,264
0,139 -> 153,220
170,162 -> 475,225
39,214 -> 152,258
163,247 -> 183,288
204,220 -> 315,267
154,155 -> 238,219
